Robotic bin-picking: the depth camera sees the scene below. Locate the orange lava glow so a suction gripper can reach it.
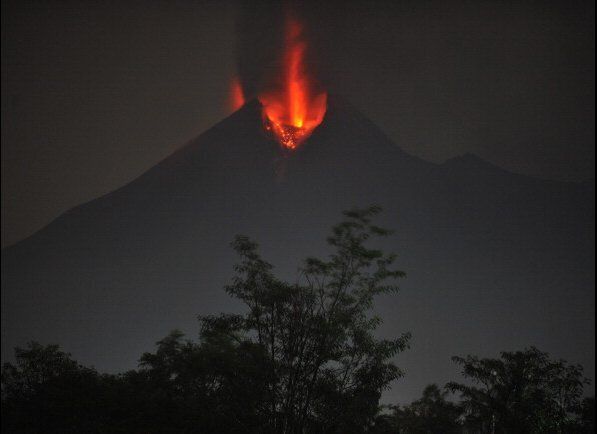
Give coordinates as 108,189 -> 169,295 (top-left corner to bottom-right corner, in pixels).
228,76 -> 245,112
259,17 -> 327,150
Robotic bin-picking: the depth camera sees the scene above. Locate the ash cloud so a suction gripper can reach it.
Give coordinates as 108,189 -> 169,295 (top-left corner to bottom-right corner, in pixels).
234,1 -> 285,99
234,0 -> 330,99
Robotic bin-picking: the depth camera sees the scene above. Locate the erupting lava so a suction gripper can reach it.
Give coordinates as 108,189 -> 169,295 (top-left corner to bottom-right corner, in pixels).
259,17 -> 327,150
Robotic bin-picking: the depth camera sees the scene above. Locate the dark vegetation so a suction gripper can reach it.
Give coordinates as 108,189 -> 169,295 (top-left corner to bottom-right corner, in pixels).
2,207 -> 594,433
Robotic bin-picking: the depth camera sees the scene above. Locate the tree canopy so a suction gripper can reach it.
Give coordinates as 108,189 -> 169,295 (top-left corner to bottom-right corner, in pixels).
447,347 -> 591,433
199,205 -> 411,432
2,206 -> 411,434
2,207 -> 594,433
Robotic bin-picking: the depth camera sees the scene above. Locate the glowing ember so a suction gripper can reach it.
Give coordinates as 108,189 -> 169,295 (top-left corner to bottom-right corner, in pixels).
259,17 -> 327,149
228,76 -> 245,112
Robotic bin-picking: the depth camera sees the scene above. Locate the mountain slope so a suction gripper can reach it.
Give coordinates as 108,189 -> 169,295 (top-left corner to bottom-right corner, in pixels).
2,96 -> 594,402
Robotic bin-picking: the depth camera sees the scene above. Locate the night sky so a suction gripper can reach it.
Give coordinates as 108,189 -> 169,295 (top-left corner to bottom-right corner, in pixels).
2,0 -> 594,248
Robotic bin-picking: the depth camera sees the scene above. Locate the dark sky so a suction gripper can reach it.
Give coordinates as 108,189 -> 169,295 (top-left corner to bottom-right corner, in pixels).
2,0 -> 595,248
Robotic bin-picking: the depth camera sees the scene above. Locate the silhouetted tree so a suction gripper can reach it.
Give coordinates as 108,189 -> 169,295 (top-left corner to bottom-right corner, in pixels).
99,329 -> 271,433
2,206 -> 409,433
447,347 -> 590,434
393,384 -> 462,433
578,397 -> 595,433
370,384 -> 462,433
14,208 -> 594,434
1,342 -> 106,433
200,205 -> 411,433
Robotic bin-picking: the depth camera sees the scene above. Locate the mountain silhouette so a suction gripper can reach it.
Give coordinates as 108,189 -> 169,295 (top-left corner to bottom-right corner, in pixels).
2,96 -> 594,401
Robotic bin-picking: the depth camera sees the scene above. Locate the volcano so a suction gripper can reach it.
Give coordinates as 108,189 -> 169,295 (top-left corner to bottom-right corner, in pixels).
1,96 -> 594,401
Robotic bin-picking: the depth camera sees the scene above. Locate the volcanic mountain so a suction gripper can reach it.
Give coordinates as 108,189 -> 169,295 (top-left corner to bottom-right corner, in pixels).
2,96 -> 594,401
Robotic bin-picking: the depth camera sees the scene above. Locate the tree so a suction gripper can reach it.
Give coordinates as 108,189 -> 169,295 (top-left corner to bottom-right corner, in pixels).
200,205 -> 411,433
578,397 -> 595,433
446,347 -> 590,434
1,207 -> 410,433
1,342 -> 105,433
389,384 -> 463,433
132,329 -> 273,433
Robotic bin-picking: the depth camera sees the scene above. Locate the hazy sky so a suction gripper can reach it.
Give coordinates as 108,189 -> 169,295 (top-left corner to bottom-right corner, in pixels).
2,0 -> 595,247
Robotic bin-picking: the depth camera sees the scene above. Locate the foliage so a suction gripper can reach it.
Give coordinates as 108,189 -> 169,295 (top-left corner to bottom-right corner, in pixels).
578,397 -> 596,433
446,347 -> 591,434
1,342 -> 106,433
392,384 -> 463,433
2,341 -> 594,434
200,205 -> 410,432
371,384 -> 462,433
2,208 -> 594,433
2,206 -> 410,433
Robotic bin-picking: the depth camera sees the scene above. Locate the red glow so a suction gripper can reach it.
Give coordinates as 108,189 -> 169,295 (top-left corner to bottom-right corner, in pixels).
259,17 -> 327,150
228,76 -> 245,112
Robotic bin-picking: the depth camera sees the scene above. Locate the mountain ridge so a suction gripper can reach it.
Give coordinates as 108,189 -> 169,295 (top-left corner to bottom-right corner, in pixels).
4,97 -> 589,251
2,95 -> 594,402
